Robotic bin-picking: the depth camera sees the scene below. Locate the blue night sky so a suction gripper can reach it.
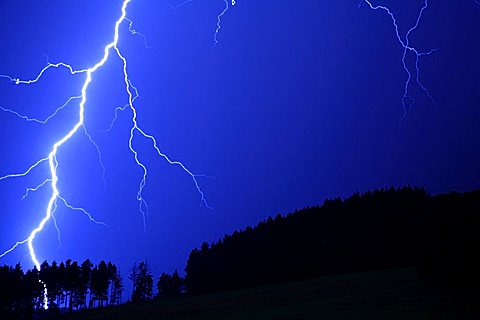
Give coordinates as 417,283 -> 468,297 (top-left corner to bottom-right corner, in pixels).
0,0 -> 479,280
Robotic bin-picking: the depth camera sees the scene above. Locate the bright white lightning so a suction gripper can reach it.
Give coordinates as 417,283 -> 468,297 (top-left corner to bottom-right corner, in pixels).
0,62 -> 88,85
22,179 -> 53,200
0,157 -> 50,182
0,0 -> 208,309
0,95 -> 107,184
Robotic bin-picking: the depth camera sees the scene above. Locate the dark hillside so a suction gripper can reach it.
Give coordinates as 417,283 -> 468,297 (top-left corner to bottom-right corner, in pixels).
185,188 -> 480,294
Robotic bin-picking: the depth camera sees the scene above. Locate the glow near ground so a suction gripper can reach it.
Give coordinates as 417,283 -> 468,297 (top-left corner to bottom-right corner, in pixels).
0,0 -> 213,309
0,0 -> 446,311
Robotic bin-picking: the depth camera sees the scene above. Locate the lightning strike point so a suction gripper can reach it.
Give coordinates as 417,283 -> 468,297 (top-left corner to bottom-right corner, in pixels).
1,0 -> 210,309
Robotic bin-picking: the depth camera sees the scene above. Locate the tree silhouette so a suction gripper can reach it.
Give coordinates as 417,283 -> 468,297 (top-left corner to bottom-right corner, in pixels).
90,261 -> 110,308
108,263 -> 123,306
157,270 -> 183,299
76,259 -> 93,309
130,261 -> 153,303
1,187 -> 480,318
0,259 -> 123,318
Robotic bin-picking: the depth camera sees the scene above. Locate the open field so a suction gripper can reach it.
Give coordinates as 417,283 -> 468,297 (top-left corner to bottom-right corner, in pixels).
62,268 -> 480,320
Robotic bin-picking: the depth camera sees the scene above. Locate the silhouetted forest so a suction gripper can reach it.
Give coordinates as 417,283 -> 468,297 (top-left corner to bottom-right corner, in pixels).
0,260 -> 123,319
185,187 -> 480,294
0,258 -> 185,319
2,187 -> 480,318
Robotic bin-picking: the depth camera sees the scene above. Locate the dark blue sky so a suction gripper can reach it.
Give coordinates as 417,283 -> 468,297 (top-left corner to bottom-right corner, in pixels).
0,0 -> 479,280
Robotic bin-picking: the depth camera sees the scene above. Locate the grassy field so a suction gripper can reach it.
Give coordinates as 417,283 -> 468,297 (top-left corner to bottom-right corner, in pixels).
62,268 -> 480,320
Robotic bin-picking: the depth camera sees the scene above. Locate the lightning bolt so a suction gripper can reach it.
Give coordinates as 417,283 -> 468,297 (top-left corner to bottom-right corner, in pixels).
50,200 -> 61,250
22,179 -> 52,200
0,95 -> 82,124
0,0 -> 209,309
168,0 -> 197,10
168,0 -> 233,47
213,0 -> 230,47
125,17 -> 150,48
363,0 -> 437,121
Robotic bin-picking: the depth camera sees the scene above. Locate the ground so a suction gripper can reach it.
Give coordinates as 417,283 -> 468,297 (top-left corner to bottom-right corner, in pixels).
62,269 -> 480,320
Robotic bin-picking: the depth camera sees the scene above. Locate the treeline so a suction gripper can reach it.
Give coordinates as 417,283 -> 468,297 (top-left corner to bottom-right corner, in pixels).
129,261 -> 184,302
0,259 -> 185,319
3,187 -> 479,317
185,187 -> 480,294
0,260 -> 122,319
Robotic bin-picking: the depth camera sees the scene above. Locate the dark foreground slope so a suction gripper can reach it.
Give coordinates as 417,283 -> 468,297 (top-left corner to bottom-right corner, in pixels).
63,268 -> 480,320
